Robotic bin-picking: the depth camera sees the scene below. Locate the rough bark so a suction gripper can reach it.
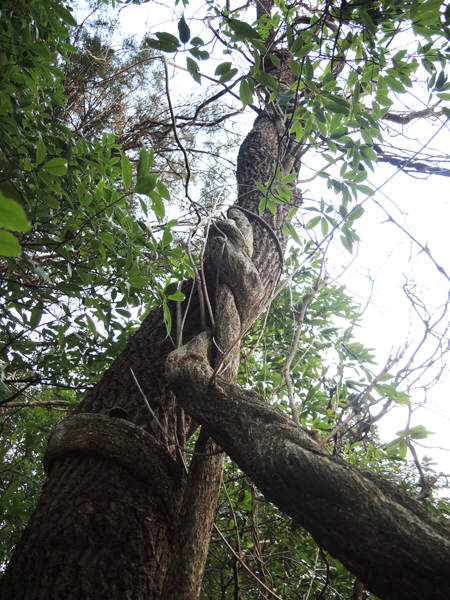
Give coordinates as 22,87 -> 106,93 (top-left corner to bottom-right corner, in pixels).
1,454 -> 175,599
159,433 -> 225,600
0,301 -> 193,599
1,107 -> 298,598
166,330 -> 450,600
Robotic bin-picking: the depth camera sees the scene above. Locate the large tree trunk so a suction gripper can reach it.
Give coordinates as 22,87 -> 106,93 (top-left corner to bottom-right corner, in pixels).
1,111 -> 298,598
167,331 -> 450,600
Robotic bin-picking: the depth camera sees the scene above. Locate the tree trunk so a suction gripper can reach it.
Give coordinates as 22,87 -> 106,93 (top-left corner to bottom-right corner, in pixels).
166,330 -> 450,600
1,111 -> 298,598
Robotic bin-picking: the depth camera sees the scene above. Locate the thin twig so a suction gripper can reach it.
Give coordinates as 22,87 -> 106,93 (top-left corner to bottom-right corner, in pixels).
304,548 -> 320,600
187,228 -> 207,329
406,438 -> 443,500
161,54 -> 198,215
373,199 -> 450,282
176,280 -> 183,349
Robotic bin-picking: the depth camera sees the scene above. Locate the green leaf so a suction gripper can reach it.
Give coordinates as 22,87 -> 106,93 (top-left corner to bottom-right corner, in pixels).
415,0 -> 442,24
340,234 -> 353,253
289,59 -> 302,77
51,1 -> 78,26
0,181 -> 23,204
178,15 -> 190,44
129,276 -> 147,289
290,36 -> 304,54
305,216 -> 321,230
360,146 -> 378,162
215,62 -> 232,76
164,282 -> 178,296
324,102 -> 349,115
227,18 -> 262,40
359,10 -> 377,35
0,194 -> 30,232
162,227 -> 172,248
135,174 -> 158,195
146,33 -> 180,52
385,76 -> 406,94
86,315 -> 97,336
0,230 -> 21,256
290,121 -> 304,142
239,78 -> 254,108
257,198 -> 266,213
355,185 -> 375,196
189,47 -> 209,61
156,31 -> 180,47
163,301 -> 172,337
150,191 -> 165,218
255,180 -> 266,195
294,43 -> 315,58
29,306 -> 43,330
168,292 -> 185,302
254,72 -> 278,91
219,68 -> 238,84
121,153 -> 132,191
348,205 -> 365,221
186,57 -> 201,83
137,147 -> 150,182
280,173 -> 297,184
157,181 -> 170,200
36,137 -> 46,165
399,440 -> 407,459
284,221 -> 302,245
42,158 -> 68,176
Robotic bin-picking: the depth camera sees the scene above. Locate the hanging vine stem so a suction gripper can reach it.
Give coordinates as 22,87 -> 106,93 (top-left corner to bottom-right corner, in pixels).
163,52 -> 212,331
199,186 -> 227,333
176,280 -> 184,349
222,480 -> 243,578
304,547 -> 320,600
212,524 -> 284,600
179,209 -> 223,339
250,483 -> 268,599
242,304 -> 272,360
161,54 -> 200,217
316,548 -> 330,600
187,228 -> 207,330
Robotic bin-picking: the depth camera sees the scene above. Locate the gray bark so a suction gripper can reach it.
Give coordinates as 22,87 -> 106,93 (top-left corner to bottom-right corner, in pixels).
166,330 -> 450,600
